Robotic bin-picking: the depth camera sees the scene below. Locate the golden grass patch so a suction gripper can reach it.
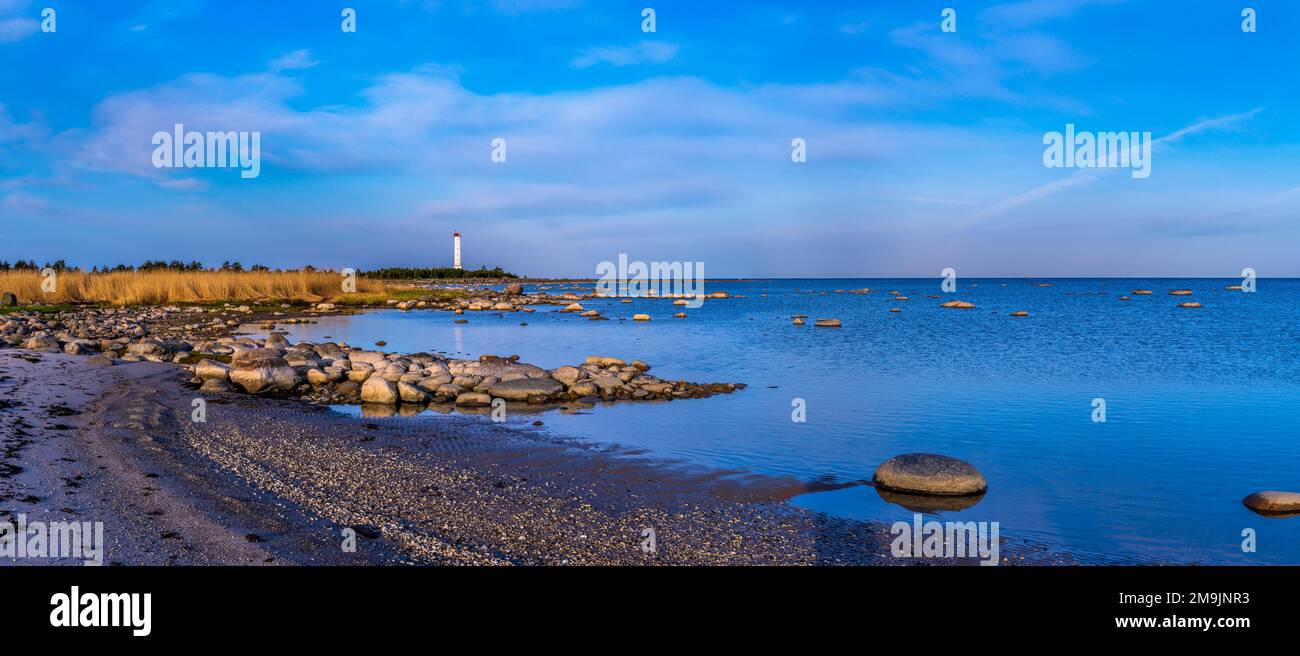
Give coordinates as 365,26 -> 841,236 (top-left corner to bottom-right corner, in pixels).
0,270 -> 390,306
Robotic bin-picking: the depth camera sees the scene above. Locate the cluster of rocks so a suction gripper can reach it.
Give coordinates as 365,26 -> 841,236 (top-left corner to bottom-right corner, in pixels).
190,341 -> 742,408
382,283 -> 727,318
0,303 -> 321,350
2,305 -> 742,410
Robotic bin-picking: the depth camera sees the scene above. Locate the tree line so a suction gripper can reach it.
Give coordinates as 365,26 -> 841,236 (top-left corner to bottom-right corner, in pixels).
0,260 -> 519,279
361,266 -> 519,280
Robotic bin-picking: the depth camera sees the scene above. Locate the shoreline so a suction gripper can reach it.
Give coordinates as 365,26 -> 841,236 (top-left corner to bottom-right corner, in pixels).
0,351 -> 1066,565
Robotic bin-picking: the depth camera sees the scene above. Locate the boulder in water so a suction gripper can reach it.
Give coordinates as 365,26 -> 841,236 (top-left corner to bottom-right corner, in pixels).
873,453 -> 987,496
1243,491 -> 1300,516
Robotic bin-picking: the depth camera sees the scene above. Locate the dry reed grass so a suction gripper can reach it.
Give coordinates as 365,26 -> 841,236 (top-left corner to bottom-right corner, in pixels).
0,270 -> 388,306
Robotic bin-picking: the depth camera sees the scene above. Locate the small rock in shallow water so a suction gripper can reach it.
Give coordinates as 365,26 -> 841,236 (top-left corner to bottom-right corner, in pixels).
940,300 -> 976,309
813,318 -> 840,327
873,453 -> 986,496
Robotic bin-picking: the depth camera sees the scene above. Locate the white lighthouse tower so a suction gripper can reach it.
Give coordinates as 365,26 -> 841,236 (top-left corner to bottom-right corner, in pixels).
453,232 -> 462,269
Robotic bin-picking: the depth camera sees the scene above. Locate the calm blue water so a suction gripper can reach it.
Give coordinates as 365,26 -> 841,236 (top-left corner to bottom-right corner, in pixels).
262,279 -> 1300,564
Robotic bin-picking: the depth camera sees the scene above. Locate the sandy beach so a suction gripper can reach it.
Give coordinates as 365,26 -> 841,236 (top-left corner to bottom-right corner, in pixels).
1,348 -> 1050,566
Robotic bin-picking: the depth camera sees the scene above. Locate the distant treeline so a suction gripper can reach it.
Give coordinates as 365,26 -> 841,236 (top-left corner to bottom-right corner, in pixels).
362,266 -> 519,280
0,260 -> 518,279
0,260 -> 311,273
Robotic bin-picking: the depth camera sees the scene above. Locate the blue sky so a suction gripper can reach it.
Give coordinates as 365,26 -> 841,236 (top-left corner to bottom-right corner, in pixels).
2,0 -> 1298,277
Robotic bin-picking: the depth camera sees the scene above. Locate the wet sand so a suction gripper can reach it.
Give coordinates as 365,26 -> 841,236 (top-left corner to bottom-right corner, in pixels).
1,351 -> 1056,565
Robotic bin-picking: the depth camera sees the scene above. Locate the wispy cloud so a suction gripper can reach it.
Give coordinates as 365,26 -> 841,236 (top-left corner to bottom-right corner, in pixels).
906,196 -> 979,206
980,0 -> 1129,30
269,49 -> 318,72
0,0 -> 38,43
840,20 -> 870,35
3,190 -> 49,212
490,0 -> 580,14
1156,107 -> 1262,146
974,108 -> 1265,220
572,42 -> 679,68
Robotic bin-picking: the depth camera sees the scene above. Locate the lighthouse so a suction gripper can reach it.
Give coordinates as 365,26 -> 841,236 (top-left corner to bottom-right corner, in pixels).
453,232 -> 462,269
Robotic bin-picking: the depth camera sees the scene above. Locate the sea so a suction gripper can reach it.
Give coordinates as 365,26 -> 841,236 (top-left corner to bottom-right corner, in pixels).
258,278 -> 1300,564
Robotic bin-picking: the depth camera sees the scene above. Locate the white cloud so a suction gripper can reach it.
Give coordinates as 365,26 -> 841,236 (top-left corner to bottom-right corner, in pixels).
3,191 -> 49,212
980,0 -> 1128,30
572,41 -> 680,68
269,49 -> 319,72
490,0 -> 579,14
974,108 -> 1265,220
1155,107 -> 1262,146
840,21 -> 870,35
0,16 -> 37,43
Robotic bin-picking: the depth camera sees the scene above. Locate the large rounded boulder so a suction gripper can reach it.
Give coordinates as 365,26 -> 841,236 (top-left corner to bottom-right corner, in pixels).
229,353 -> 300,394
194,359 -> 231,381
873,453 -> 987,496
360,376 -> 399,405
487,377 -> 564,402
1242,491 -> 1300,516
